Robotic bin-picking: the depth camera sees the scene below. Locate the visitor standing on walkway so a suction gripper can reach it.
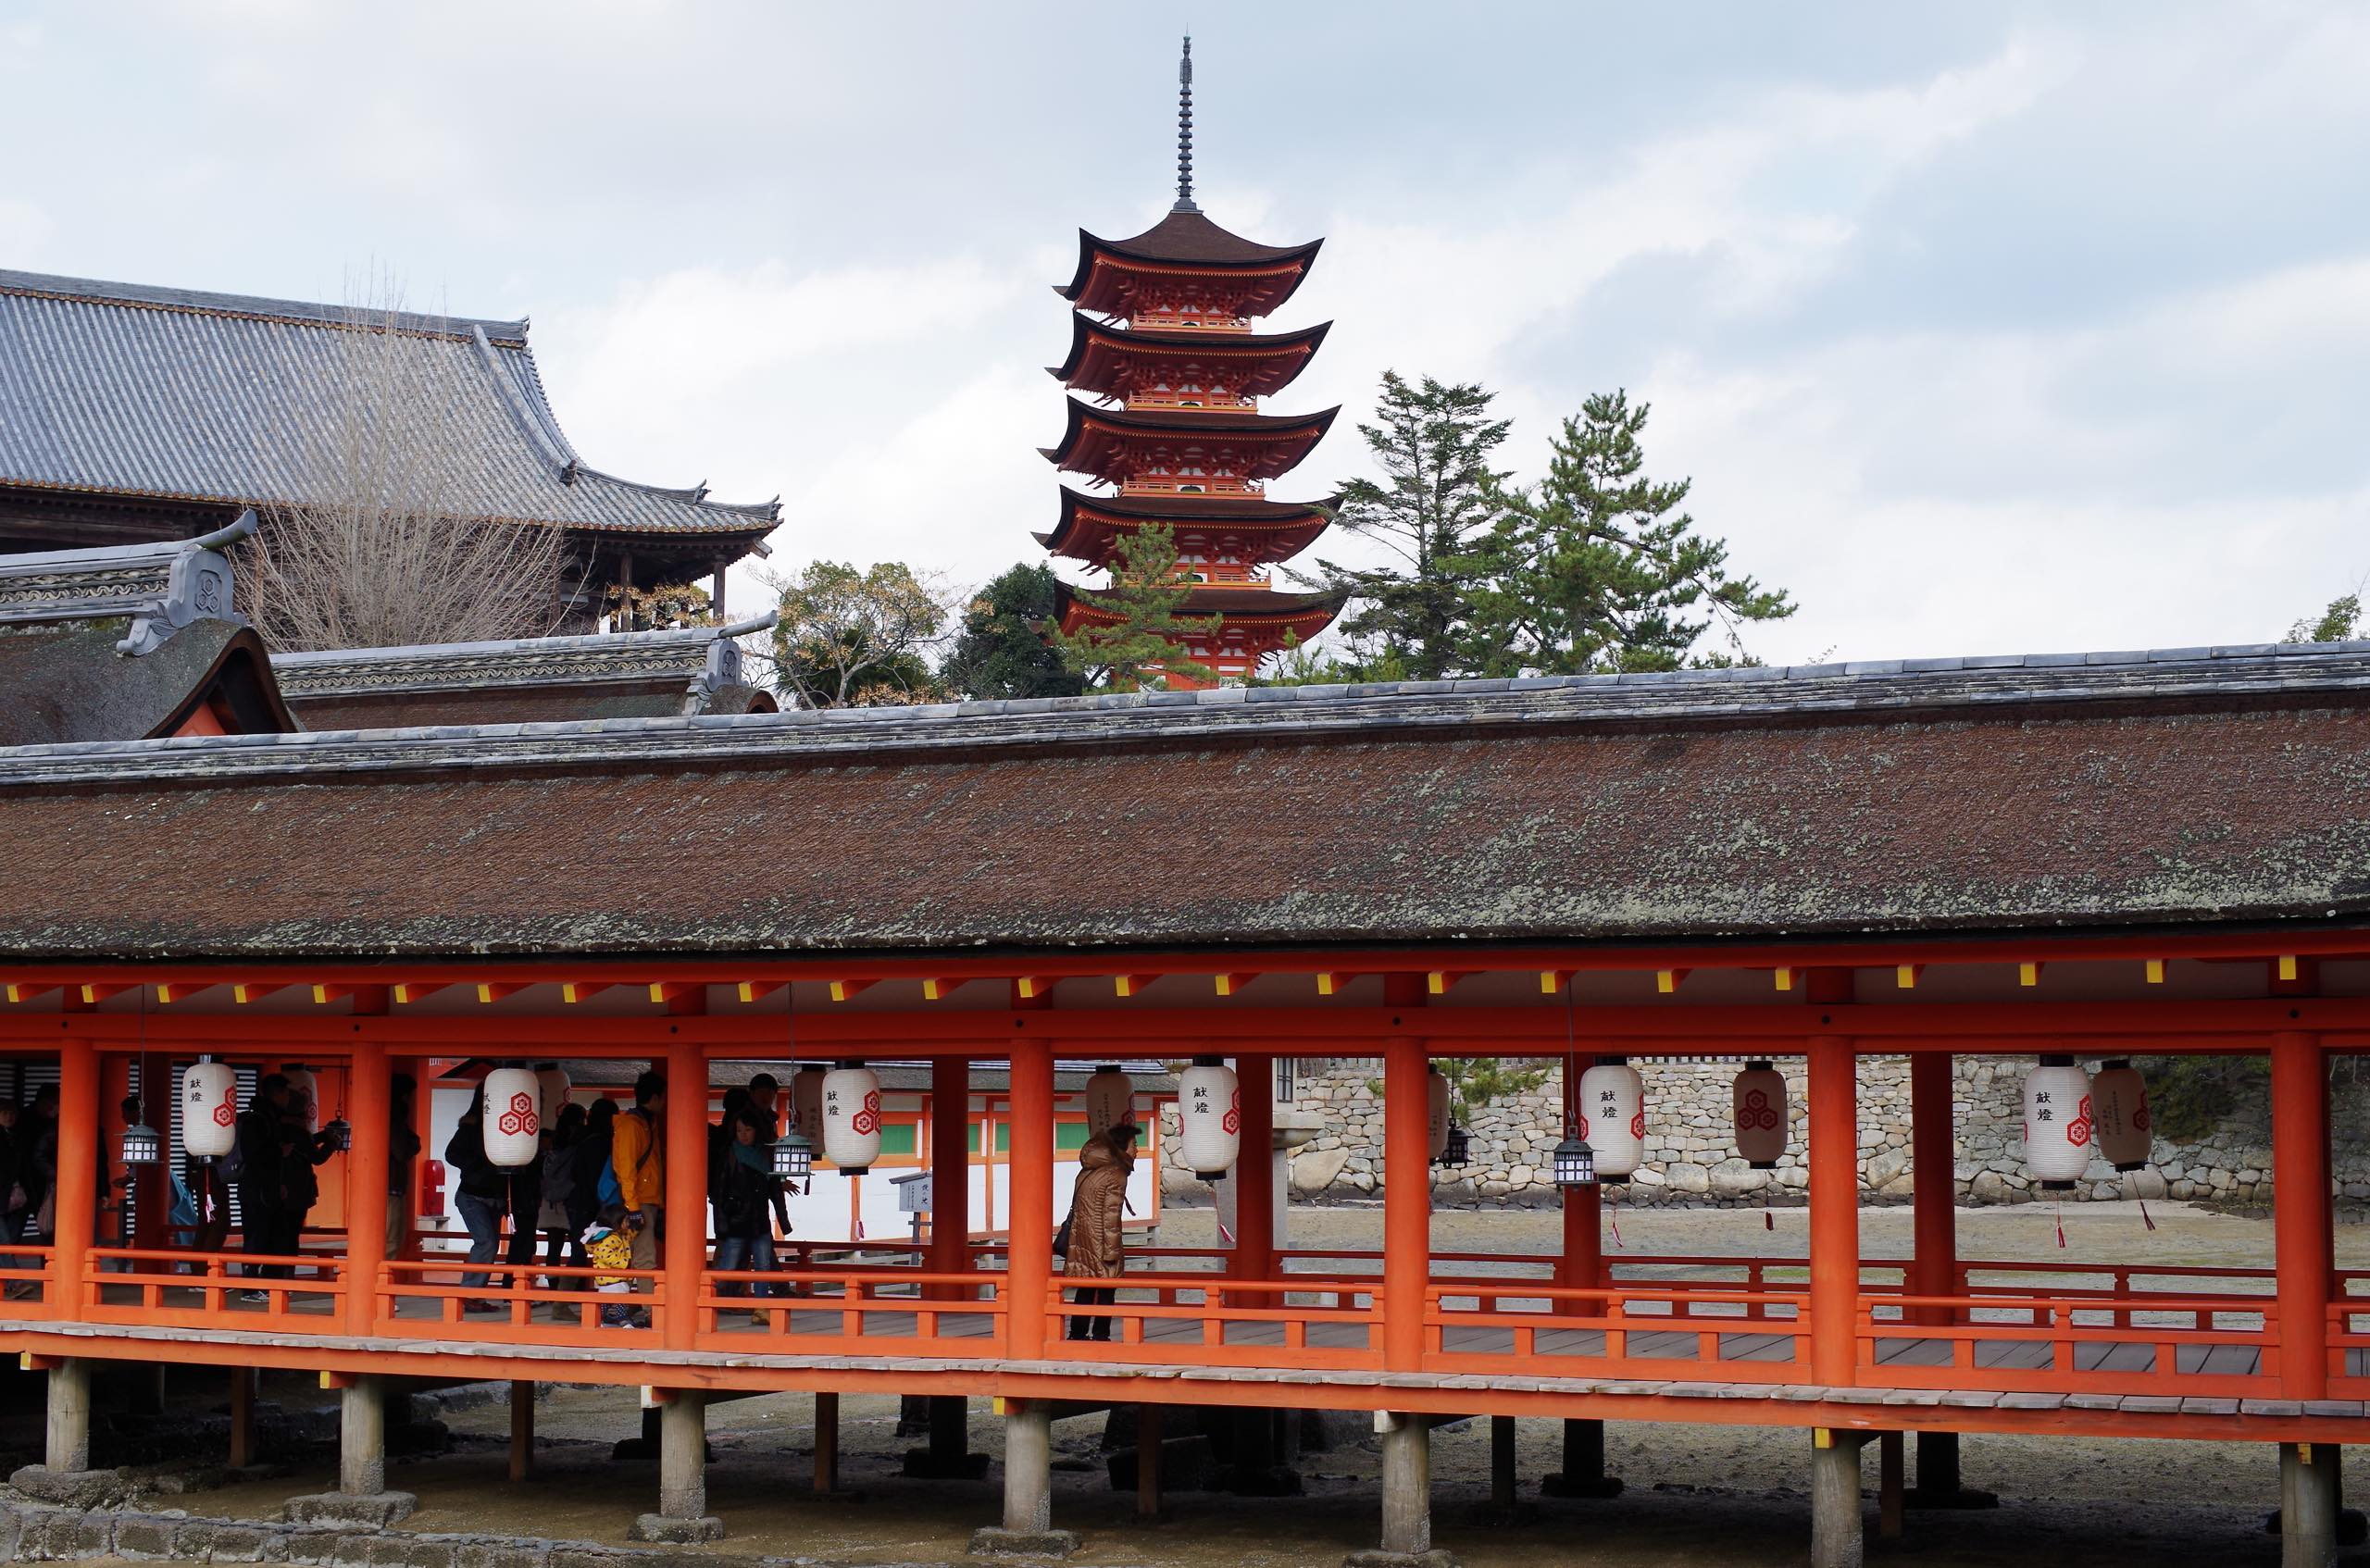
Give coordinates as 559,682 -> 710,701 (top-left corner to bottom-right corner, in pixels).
1062,1121 -> 1137,1341
275,1078 -> 339,1272
538,1101 -> 589,1279
445,1089 -> 508,1312
233,1075 -> 289,1294
387,1073 -> 420,1261
611,1072 -> 667,1304
710,1103 -> 783,1311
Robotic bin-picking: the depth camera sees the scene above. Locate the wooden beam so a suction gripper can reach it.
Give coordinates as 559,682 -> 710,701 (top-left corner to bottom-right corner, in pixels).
1114,975 -> 1158,999
735,980 -> 788,1004
1015,977 -> 1057,1001
1655,968 -> 1690,994
1540,970 -> 1572,995
561,982 -> 615,1004
828,979 -> 875,1003
4,984 -> 59,1004
231,983 -> 286,1005
1772,966 -> 1797,992
2019,962 -> 2044,988
392,982 -> 448,1005
920,978 -> 960,1002
310,984 -> 353,1005
645,982 -> 697,1005
1214,973 -> 1257,998
1895,964 -> 1924,990
153,983 -> 213,1005
474,983 -> 528,1004
78,984 -> 131,1005
1316,971 -> 1353,997
1426,970 -> 1473,996
2145,960 -> 2166,985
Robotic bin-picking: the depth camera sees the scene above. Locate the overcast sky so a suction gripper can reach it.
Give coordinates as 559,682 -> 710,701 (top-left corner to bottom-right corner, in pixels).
5,2 -> 2366,665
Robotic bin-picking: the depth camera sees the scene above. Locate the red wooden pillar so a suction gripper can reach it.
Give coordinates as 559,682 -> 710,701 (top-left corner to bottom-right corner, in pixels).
2271,1031 -> 2332,1399
344,1039 -> 390,1337
1806,1035 -> 1858,1387
1382,1033 -> 1430,1372
662,1032 -> 707,1352
929,1056 -> 971,1283
1006,1039 -> 1055,1360
1908,1052 -> 1956,1318
1555,1054 -> 1601,1293
1232,1053 -> 1275,1282
53,1042 -> 100,1310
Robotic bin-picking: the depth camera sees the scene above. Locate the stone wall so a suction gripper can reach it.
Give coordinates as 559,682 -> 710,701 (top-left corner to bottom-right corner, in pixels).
1156,1055 -> 2365,1209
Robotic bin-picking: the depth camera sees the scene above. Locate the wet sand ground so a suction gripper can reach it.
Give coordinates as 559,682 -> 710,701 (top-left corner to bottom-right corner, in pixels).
155,1202 -> 2370,1565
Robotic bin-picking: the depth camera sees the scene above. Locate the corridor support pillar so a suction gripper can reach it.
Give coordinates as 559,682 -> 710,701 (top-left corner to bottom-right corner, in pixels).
906,1055 -> 988,1479
1381,1035 -> 1430,1373
1345,1411 -> 1449,1567
1007,1041 -> 1055,1363
969,1399 -> 1077,1558
344,1039 -> 391,1338
631,1392 -> 723,1542
662,1032 -> 707,1354
1544,1052 -> 1619,1500
1806,1036 -> 1860,1388
284,1375 -> 417,1527
1904,1049 -> 1992,1509
2281,1442 -> 2341,1568
1811,1428 -> 1871,1568
2272,1031 -> 2332,1400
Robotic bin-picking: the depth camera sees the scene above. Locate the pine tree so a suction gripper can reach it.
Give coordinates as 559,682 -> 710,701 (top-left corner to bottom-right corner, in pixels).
940,563 -> 1084,701
1466,390 -> 1793,674
1047,523 -> 1216,691
1302,371 -> 1511,679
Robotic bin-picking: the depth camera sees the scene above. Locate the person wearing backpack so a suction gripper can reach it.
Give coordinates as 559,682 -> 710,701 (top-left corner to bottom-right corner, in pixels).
609,1072 -> 667,1309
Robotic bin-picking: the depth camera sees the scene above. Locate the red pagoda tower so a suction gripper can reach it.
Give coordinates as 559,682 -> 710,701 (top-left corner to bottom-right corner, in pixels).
1041,38 -> 1342,687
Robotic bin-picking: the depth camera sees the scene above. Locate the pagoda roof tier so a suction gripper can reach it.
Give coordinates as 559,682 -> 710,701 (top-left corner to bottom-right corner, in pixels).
1053,579 -> 1344,639
1040,401 -> 1338,487
1037,486 -> 1336,568
1057,211 -> 1322,318
1048,317 -> 1332,402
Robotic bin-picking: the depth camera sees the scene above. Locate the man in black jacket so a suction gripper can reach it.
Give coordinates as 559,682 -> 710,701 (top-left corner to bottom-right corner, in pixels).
234,1075 -> 291,1297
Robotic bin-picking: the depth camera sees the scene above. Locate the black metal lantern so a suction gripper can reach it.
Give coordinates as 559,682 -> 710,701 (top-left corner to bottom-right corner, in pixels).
323,1116 -> 353,1153
770,1128 -> 815,1182
1553,1126 -> 1597,1188
1439,1123 -> 1470,1167
119,1122 -> 163,1167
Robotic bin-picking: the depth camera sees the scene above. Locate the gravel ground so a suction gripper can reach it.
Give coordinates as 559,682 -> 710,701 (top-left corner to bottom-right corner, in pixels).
122,1202 -> 2370,1565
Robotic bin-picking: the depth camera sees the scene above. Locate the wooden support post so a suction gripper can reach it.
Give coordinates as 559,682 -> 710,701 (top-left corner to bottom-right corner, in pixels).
45,1357 -> 92,1474
1137,1403 -> 1164,1519
1003,1400 -> 1054,1534
815,1391 -> 840,1495
1543,1415 -> 1622,1498
508,1381 -> 533,1483
52,1042 -> 99,1315
1490,1414 -> 1517,1511
2272,1032 -> 2332,1400
929,1056 -> 971,1283
1807,1036 -> 1859,1388
1382,1035 -> 1430,1373
1377,1411 -> 1432,1558
1006,1041 -> 1055,1362
345,1039 -> 390,1337
2281,1442 -> 2340,1568
656,1393 -> 708,1522
1556,1053 -> 1601,1293
1232,1052 -> 1275,1282
228,1367 -> 256,1469
1877,1431 -> 1904,1539
340,1377 -> 386,1497
1811,1429 -> 1869,1568
663,1033 -> 707,1353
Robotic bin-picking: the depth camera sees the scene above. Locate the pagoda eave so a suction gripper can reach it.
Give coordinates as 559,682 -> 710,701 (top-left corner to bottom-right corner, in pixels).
1047,317 -> 1332,401
1057,215 -> 1324,314
1041,402 -> 1340,485
1042,491 -> 1335,570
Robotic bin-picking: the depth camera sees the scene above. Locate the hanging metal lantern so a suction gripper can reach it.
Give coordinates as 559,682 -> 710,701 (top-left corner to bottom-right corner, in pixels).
1177,1056 -> 1241,1179
322,1116 -> 352,1153
482,1065 -> 543,1168
2023,1055 -> 2094,1190
770,1127 -> 814,1181
822,1061 -> 883,1175
1084,1064 -> 1134,1137
1732,1060 -> 1787,1169
792,1064 -> 826,1143
534,1063 -> 572,1127
1578,1058 -> 1644,1182
1426,1065 -> 1451,1161
2089,1059 -> 2152,1173
1553,1128 -> 1597,1188
119,1121 -> 163,1167
1440,1123 -> 1470,1167
280,1064 -> 320,1133
180,1058 -> 238,1161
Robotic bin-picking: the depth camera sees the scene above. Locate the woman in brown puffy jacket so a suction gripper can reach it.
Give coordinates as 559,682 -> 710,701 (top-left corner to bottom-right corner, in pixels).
1062,1122 -> 1137,1340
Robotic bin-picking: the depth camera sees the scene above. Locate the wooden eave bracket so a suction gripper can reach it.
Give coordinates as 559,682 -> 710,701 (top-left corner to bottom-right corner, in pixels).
231,983 -> 287,1005
154,983 -> 214,1004
2018,961 -> 2046,989
563,982 -> 616,1005
1316,971 -> 1360,997
919,978 -> 963,1002
1213,973 -> 1257,998
734,981 -> 787,1004
310,984 -> 354,1005
79,983 -> 132,1004
1015,977 -> 1058,1001
1771,966 -> 1796,992
4,983 -> 61,1004
1113,974 -> 1159,999
474,983 -> 529,1005
1655,968 -> 1690,995
1539,970 -> 1573,994
828,979 -> 875,1004
393,983 -> 448,1005
1894,964 -> 1925,990
2145,959 -> 2166,985
645,982 -> 697,1005
1426,970 -> 1473,996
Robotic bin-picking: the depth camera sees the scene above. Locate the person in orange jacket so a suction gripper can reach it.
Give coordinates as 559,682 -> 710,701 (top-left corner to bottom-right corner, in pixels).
609,1072 -> 667,1302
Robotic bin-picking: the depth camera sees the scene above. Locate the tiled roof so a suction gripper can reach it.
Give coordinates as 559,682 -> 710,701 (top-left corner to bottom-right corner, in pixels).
3,641 -> 2370,959
0,269 -> 780,541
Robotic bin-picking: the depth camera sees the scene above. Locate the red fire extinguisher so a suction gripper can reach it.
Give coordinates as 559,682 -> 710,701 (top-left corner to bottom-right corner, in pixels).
418,1159 -> 447,1218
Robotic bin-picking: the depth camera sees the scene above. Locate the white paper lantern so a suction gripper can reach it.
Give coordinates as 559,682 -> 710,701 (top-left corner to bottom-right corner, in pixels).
2023,1056 -> 2094,1189
1177,1056 -> 1241,1178
1085,1064 -> 1134,1136
1733,1061 -> 1787,1169
1578,1059 -> 1644,1181
2090,1059 -> 2152,1173
482,1066 -> 543,1168
180,1059 -> 239,1160
280,1064 -> 319,1133
534,1063 -> 572,1127
822,1062 -> 883,1175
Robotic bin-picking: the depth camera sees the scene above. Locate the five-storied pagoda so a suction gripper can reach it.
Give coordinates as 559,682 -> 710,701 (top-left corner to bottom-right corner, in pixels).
1041,38 -> 1343,686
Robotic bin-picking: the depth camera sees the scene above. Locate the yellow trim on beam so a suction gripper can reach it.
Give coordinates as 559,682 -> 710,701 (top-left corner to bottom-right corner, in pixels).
1428,971 -> 1448,996
1655,969 -> 1679,994
1773,967 -> 1794,992
922,979 -> 947,1002
1895,964 -> 1920,989
2145,960 -> 2165,985
2018,962 -> 2040,988
1316,973 -> 1340,997
2278,955 -> 2300,982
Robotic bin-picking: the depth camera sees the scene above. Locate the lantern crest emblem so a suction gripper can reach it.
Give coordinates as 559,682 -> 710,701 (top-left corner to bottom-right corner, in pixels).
497,1090 -> 539,1139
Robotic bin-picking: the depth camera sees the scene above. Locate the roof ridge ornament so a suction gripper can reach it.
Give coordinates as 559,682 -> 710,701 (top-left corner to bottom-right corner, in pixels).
1172,36 -> 1199,214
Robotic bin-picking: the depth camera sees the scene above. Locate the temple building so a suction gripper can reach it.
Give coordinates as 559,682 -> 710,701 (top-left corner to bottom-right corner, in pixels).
1040,40 -> 1343,686
0,269 -> 780,628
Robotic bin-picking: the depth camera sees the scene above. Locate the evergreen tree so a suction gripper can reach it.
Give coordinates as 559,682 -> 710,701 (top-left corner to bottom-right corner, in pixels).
1047,522 -> 1216,691
1466,390 -> 1793,674
2286,591 -> 2364,644
762,558 -> 951,708
1303,371 -> 1511,678
939,562 -> 1084,701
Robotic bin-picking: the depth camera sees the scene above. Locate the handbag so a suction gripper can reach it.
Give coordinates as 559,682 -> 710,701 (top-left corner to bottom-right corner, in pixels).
1052,1212 -> 1073,1260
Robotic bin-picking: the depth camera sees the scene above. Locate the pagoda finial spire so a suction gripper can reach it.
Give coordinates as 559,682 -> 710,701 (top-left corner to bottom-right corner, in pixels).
1172,35 -> 1199,214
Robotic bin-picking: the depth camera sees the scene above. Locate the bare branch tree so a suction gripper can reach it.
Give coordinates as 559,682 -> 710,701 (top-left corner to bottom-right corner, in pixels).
240,292 -> 570,651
